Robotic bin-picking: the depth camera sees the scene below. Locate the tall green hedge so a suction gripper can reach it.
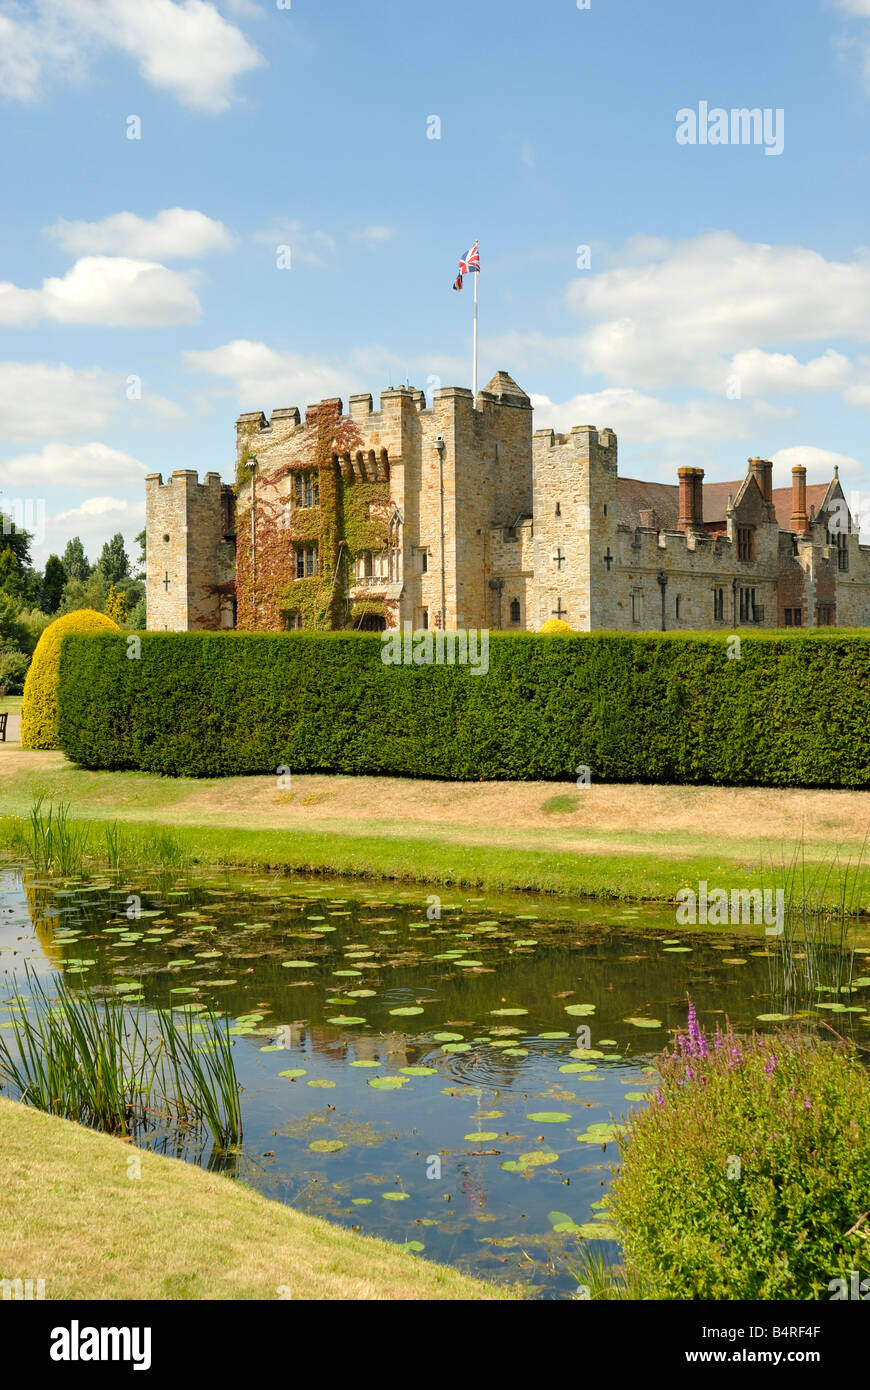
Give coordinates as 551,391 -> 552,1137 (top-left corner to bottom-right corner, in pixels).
55,628 -> 870,785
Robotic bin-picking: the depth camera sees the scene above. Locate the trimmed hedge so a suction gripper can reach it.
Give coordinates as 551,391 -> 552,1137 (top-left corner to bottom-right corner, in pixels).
55,628 -> 870,785
21,608 -> 120,750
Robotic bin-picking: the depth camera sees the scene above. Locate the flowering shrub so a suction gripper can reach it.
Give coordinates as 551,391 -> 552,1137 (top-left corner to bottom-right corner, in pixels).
610,1003 -> 870,1299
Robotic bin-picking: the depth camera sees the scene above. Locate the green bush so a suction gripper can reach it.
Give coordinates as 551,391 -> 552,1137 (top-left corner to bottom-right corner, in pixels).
55,627 -> 870,784
609,1014 -> 870,1299
22,608 -> 119,750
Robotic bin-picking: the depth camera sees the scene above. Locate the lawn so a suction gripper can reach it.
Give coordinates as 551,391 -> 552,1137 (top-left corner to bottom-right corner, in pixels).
0,1098 -> 511,1301
2,748 -> 870,904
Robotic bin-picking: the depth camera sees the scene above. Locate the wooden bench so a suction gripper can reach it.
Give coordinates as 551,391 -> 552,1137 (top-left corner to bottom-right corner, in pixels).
0,712 -> 7,742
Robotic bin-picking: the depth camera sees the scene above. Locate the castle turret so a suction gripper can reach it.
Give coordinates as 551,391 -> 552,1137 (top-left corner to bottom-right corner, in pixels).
145,471 -> 235,631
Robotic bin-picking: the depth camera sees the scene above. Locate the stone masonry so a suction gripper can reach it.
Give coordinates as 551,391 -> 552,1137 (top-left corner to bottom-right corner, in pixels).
146,371 -> 870,634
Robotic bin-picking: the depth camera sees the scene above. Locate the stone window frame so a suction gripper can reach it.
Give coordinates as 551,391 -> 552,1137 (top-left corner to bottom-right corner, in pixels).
295,544 -> 319,579
294,470 -> 320,509
509,597 -> 521,624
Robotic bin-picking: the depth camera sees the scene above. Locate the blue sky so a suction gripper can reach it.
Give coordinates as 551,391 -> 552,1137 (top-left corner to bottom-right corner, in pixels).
4,0 -> 870,564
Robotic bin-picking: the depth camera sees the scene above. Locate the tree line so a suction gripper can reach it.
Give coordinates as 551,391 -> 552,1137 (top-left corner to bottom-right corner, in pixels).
0,516 -> 146,695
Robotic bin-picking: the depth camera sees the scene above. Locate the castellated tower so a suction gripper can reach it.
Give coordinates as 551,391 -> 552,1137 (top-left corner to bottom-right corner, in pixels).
232,371 -> 532,633
532,425 -> 618,630
145,471 -> 236,631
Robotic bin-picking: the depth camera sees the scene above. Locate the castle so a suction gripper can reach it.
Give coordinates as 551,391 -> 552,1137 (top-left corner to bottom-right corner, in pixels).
145,371 -> 869,634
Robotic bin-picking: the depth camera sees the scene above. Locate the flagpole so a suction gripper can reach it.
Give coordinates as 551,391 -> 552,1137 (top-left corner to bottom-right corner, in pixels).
472,256 -> 479,403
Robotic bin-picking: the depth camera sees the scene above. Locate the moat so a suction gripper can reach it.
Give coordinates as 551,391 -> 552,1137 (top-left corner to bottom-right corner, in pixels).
2,867 -> 867,1299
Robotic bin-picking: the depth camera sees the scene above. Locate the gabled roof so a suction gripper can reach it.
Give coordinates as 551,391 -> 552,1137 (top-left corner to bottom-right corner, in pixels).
618,473 -> 837,533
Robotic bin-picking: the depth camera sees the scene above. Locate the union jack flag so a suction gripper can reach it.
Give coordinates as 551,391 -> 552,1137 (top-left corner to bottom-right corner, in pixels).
453,240 -> 480,291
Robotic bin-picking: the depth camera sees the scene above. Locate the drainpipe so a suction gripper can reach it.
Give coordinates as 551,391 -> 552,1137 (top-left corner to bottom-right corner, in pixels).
435,435 -> 446,628
249,455 -> 258,628
657,571 -> 667,631
732,575 -> 739,627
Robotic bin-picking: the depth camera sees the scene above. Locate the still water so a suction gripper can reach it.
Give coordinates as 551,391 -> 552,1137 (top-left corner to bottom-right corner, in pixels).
2,867 -> 867,1298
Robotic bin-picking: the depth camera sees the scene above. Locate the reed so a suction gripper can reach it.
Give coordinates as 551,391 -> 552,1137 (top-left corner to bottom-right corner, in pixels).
0,967 -> 242,1148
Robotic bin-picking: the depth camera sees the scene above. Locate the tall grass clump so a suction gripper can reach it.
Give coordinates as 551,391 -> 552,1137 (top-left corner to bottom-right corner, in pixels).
22,797 -> 90,878
0,968 -> 242,1149
609,1003 -> 870,1299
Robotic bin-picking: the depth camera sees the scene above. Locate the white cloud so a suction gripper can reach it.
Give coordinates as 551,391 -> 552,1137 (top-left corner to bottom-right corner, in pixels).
349,225 -> 397,250
0,360 -> 183,440
838,1 -> 870,16
520,141 -> 535,169
0,441 -> 147,489
771,445 -> 864,482
183,339 -> 349,407
0,257 -> 201,327
725,348 -> 854,396
252,220 -> 336,266
0,0 -> 264,113
40,494 -> 145,565
567,233 -> 870,390
183,338 -> 470,411
46,208 -> 233,259
529,386 -> 782,446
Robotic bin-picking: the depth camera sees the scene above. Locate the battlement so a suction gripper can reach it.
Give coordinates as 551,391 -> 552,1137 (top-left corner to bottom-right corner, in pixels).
145,470 -> 225,493
533,424 -> 617,451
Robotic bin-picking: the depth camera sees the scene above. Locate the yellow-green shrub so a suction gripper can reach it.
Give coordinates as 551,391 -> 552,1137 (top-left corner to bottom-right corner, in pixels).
21,609 -> 119,750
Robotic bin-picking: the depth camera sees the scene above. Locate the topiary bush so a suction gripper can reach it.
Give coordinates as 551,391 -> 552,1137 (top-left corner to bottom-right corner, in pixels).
609,1010 -> 870,1299
54,627 -> 870,784
21,608 -> 119,750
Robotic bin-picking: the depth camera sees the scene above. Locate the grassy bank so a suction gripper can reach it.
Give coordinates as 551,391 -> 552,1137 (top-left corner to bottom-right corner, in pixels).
0,1098 -> 510,1300
2,749 -> 870,904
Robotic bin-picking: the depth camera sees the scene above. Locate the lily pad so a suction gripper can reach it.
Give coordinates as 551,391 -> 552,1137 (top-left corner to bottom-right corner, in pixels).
382,1191 -> 411,1201
624,1017 -> 662,1029
368,1076 -> 408,1090
489,1008 -> 529,1016
326,1015 -> 367,1026
400,1066 -> 438,1076
500,1151 -> 559,1172
389,1006 -> 425,1016
527,1111 -> 572,1123
309,1139 -> 343,1152
465,1131 -> 500,1142
278,1068 -> 307,1079
564,1004 -> 596,1016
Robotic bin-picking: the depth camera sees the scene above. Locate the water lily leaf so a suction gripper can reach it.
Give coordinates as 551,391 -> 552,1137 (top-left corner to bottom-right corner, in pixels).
527,1111 -> 572,1123
564,1004 -> 596,1016
326,1015 -> 367,1025
389,1006 -> 424,1016
382,1191 -> 411,1200
282,960 -> 317,969
576,1222 -> 620,1240
500,1151 -> 559,1172
624,1091 -> 648,1102
309,1139 -> 343,1152
465,1131 -> 499,1142
368,1076 -> 408,1090
432,1032 -> 464,1042
349,1060 -> 380,1068
307,1079 -> 336,1088
490,1008 -> 529,1016
624,1017 -> 661,1028
757,1013 -> 791,1022
548,1211 -> 583,1234
351,1198 -> 372,1205
539,1031 -> 571,1040
399,1241 -> 425,1253
441,1043 -> 471,1053
400,1066 -> 438,1076
278,1068 -> 307,1079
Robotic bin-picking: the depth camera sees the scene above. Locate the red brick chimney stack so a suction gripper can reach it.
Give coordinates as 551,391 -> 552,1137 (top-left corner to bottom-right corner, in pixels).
790,464 -> 809,533
678,466 -> 705,531
749,456 -> 774,505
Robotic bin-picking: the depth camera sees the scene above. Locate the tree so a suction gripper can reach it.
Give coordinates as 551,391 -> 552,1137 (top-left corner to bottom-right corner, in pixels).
0,511 -> 32,568
58,571 -> 109,616
134,528 -> 146,580
62,537 -> 91,582
97,532 -> 130,586
41,555 -> 66,614
105,584 -> 128,625
0,546 -> 24,599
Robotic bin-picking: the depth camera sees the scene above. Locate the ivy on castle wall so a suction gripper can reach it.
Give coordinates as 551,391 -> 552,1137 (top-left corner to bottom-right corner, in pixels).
235,401 -> 391,633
